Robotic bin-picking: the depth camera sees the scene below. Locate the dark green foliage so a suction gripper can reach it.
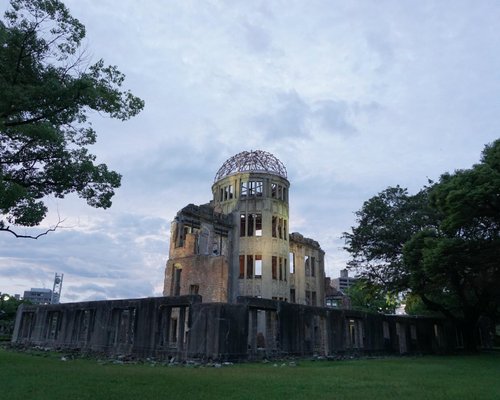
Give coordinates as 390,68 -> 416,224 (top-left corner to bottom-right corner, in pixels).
343,185 -> 438,291
344,139 -> 500,348
0,0 -> 144,237
347,279 -> 399,314
0,293 -> 28,338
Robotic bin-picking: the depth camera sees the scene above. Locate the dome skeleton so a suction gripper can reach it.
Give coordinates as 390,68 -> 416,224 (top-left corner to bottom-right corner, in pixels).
214,150 -> 288,182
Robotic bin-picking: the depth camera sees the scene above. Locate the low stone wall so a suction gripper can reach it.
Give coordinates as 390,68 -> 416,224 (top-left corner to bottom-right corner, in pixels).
12,295 -> 467,361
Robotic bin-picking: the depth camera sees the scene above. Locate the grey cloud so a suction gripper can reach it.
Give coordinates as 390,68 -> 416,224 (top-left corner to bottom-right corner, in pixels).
243,22 -> 272,53
253,91 -> 310,140
311,100 -> 357,135
253,91 -> 381,140
0,211 -> 169,301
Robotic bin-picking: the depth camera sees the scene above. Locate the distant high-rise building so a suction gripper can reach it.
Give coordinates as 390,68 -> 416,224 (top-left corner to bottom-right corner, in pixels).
23,288 -> 52,305
332,269 -> 357,294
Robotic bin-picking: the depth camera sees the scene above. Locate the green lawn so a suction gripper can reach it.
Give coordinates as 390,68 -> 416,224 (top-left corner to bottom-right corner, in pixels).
1,349 -> 499,400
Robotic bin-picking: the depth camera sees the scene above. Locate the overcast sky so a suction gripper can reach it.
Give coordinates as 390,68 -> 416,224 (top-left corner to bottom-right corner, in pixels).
1,0 -> 499,302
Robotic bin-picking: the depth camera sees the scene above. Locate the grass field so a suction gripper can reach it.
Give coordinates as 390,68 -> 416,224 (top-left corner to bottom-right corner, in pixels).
1,349 -> 499,400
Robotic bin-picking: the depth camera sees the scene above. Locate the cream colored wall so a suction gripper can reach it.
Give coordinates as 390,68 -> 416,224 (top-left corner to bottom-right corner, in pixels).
212,172 -> 291,301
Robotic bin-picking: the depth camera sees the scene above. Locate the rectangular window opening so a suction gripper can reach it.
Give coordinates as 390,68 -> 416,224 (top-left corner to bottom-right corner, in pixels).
305,256 -> 311,277
272,256 -> 277,280
239,255 -> 245,278
189,284 -> 199,295
255,181 -> 263,196
271,183 -> 277,198
240,214 -> 246,237
255,214 -> 262,236
255,255 -> 262,278
289,252 -> 295,274
247,255 -> 254,279
173,268 -> 182,296
240,181 -> 248,198
272,216 -> 277,238
247,213 -> 254,236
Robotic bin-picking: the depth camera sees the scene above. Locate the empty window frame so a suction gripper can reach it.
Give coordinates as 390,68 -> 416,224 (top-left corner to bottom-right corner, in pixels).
189,284 -> 199,295
305,290 -> 311,305
247,255 -> 254,278
272,216 -> 277,238
240,214 -> 246,237
173,267 -> 182,296
279,257 -> 283,281
290,288 -> 296,303
223,185 -> 233,200
255,255 -> 262,278
305,256 -> 311,276
46,311 -> 61,340
240,181 -> 249,198
272,256 -> 277,280
115,308 -> 136,345
239,254 -> 261,279
249,181 -> 263,196
278,218 -> 283,239
410,324 -> 417,341
241,181 -> 263,197
73,309 -> 94,342
239,255 -> 245,278
289,252 -> 295,274
271,183 -> 277,198
283,220 -> 287,240
241,213 -> 262,237
383,321 -> 390,339
311,257 -> 316,277
255,214 -> 262,236
271,183 -> 287,201
311,291 -> 317,306
247,213 -> 254,236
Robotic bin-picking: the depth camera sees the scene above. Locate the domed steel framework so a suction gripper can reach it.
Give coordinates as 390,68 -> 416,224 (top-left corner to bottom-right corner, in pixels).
214,150 -> 287,182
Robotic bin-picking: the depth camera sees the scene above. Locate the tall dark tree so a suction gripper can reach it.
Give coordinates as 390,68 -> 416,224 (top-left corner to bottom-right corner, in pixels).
0,0 -> 144,238
343,185 -> 438,291
403,139 -> 500,348
344,139 -> 500,349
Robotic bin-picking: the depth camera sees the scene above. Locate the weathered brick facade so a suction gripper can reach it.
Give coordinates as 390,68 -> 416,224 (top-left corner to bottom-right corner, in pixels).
164,150 -> 325,306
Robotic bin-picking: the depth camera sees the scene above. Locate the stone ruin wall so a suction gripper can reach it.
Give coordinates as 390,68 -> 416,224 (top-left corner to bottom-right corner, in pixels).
11,295 -> 474,362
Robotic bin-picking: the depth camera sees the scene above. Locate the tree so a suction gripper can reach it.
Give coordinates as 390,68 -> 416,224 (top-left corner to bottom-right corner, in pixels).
0,293 -> 28,338
343,185 -> 438,291
347,279 -> 399,314
344,139 -> 500,349
403,140 -> 500,348
0,0 -> 144,238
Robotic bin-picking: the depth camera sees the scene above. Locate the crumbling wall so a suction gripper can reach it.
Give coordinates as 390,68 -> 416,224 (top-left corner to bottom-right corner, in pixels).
12,295 -> 474,361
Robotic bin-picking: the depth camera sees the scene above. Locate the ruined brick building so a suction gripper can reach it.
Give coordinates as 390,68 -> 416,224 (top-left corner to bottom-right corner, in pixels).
12,151 -> 485,360
163,150 -> 325,306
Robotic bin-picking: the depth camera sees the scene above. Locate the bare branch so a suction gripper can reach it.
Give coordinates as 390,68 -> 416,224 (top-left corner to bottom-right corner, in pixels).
0,219 -> 66,239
